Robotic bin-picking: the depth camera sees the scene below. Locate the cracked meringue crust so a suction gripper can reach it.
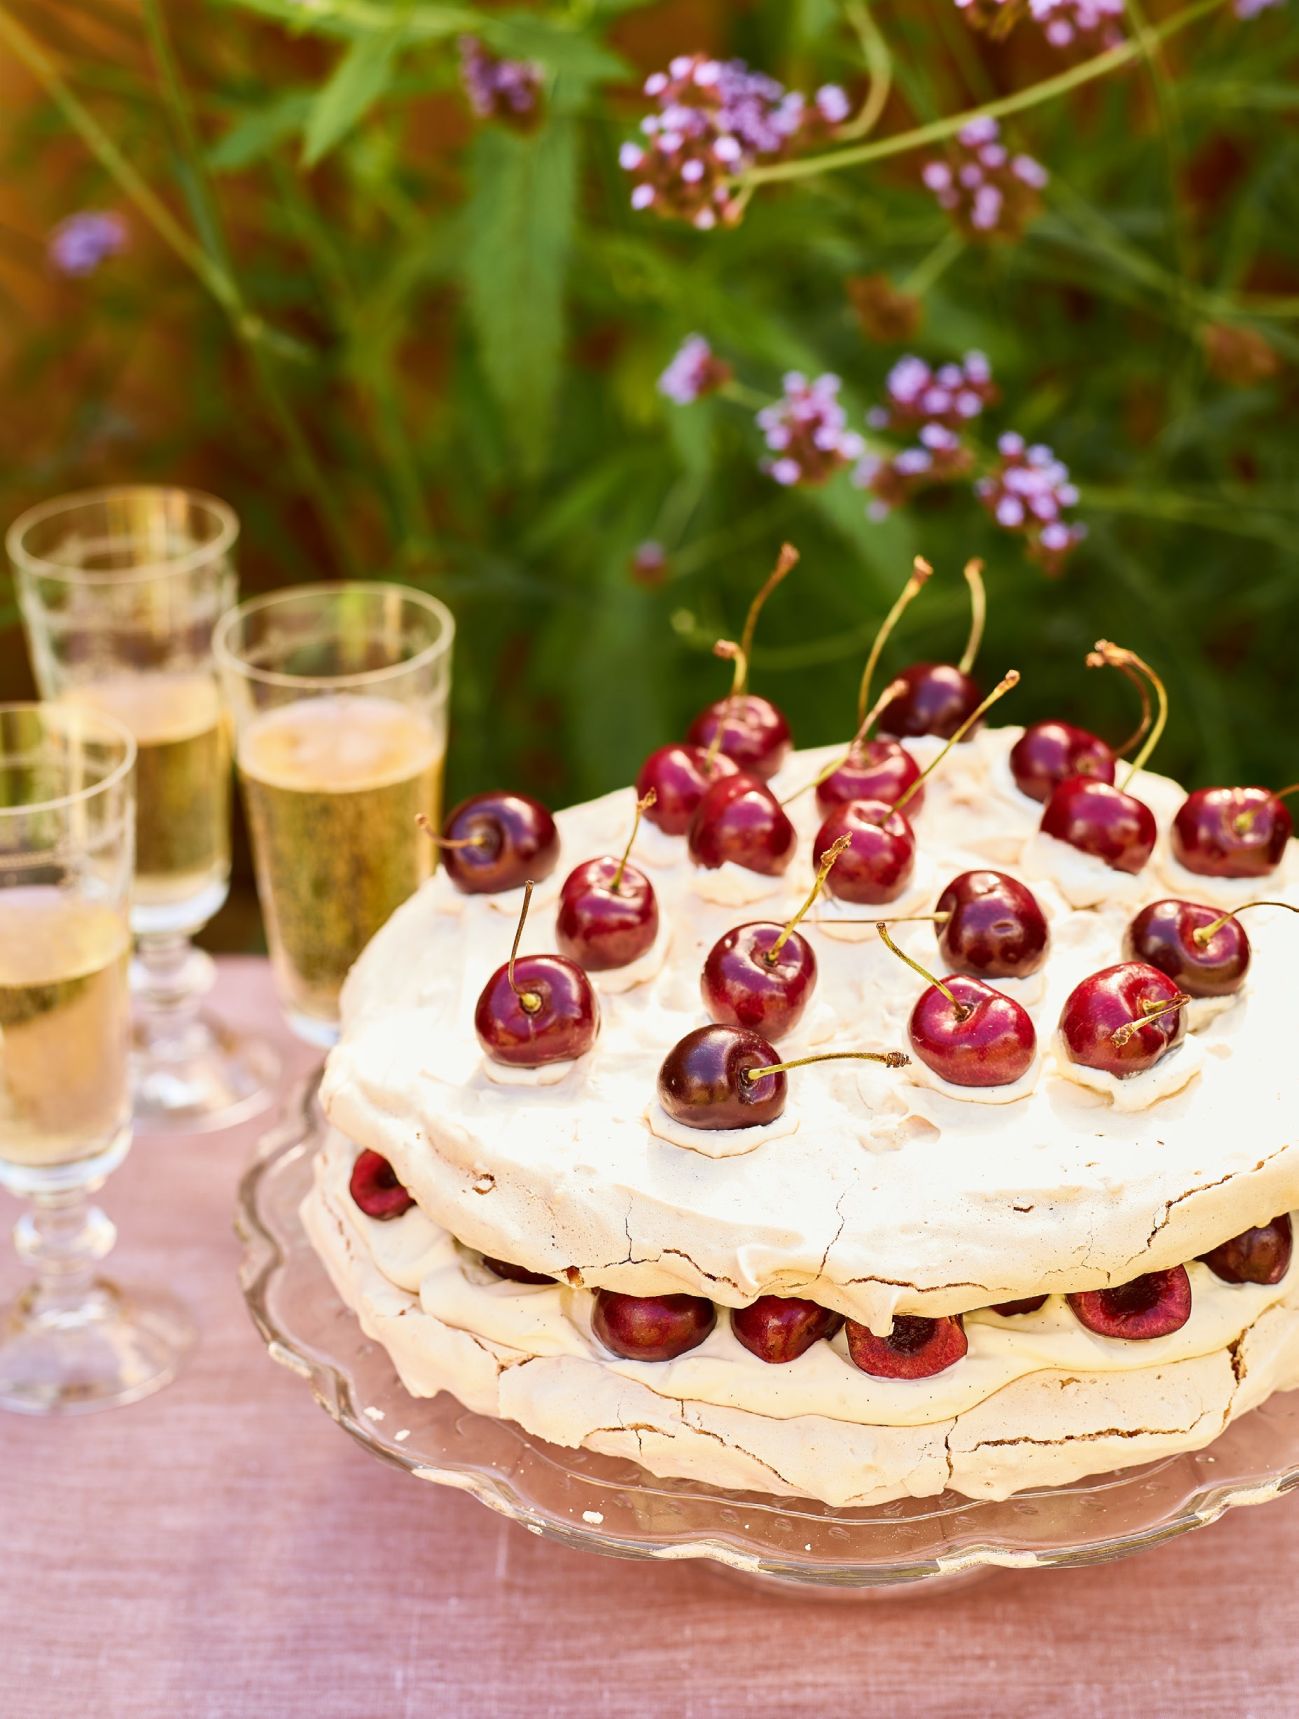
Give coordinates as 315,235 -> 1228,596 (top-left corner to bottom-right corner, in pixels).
322,727 -> 1299,1337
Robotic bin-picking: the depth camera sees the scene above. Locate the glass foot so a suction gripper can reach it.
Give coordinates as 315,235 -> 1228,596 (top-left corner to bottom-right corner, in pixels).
132,1009 -> 281,1134
0,1278 -> 195,1415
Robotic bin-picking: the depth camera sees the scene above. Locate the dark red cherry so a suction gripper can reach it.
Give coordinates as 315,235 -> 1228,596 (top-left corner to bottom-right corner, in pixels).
635,744 -> 739,836
1058,961 -> 1186,1079
731,1296 -> 843,1364
474,954 -> 598,1066
815,738 -> 924,816
877,663 -> 982,741
688,771 -> 797,876
1124,899 -> 1250,998
592,1289 -> 716,1361
482,1254 -> 553,1285
845,1314 -> 967,1378
1067,1267 -> 1191,1340
556,858 -> 658,971
990,1296 -> 1047,1317
1171,787 -> 1293,879
1200,1215 -> 1292,1285
1009,721 -> 1115,804
936,870 -> 1048,979
657,1024 -> 785,1130
701,923 -> 816,1042
439,791 -> 560,893
908,973 -> 1036,1088
1040,776 -> 1157,874
348,1149 -> 415,1221
686,694 -> 791,781
812,799 -> 915,905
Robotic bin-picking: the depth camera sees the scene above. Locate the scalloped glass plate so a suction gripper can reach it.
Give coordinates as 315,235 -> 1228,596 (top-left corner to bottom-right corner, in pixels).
236,1074 -> 1299,1596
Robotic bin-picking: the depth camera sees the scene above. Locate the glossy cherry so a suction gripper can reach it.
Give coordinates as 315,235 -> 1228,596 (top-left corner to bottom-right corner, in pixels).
433,791 -> 560,894
731,1296 -> 843,1364
813,799 -> 915,906
878,926 -> 1035,1088
685,542 -> 798,780
688,771 -> 797,876
348,1149 -> 414,1221
814,737 -> 924,817
990,1296 -> 1047,1317
635,743 -> 738,836
1200,1215 -> 1293,1286
658,1024 -> 787,1130
1171,786 -> 1294,880
1124,899 -> 1251,998
701,923 -> 817,1041
1040,776 -> 1157,874
1067,1267 -> 1192,1340
592,1289 -> 716,1362
555,792 -> 658,971
482,1254 -> 553,1286
935,870 -> 1049,979
878,662 -> 983,741
474,881 -> 599,1066
1009,720 -> 1115,804
1058,961 -> 1187,1079
845,1314 -> 968,1379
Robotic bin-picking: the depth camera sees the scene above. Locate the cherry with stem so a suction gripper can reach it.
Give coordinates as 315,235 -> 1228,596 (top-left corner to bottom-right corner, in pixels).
687,543 -> 799,779
877,558 -> 987,741
876,921 -> 1036,1087
556,791 -> 661,972
474,880 -> 599,1066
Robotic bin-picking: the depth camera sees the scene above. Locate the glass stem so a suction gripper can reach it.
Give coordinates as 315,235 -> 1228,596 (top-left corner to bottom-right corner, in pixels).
132,932 -> 216,1047
14,1186 -> 116,1322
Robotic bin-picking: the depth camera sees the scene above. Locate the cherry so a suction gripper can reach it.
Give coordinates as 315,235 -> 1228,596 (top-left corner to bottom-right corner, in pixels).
688,771 -> 797,877
482,1254 -> 553,1286
474,881 -> 599,1066
1123,899 -> 1256,998
426,792 -> 559,894
1009,721 -> 1115,804
592,1289 -> 716,1362
1058,961 -> 1187,1079
348,1149 -> 415,1221
657,1026 -> 908,1131
990,1296 -> 1047,1316
1170,786 -> 1295,880
845,1314 -> 967,1379
877,558 -> 986,740
731,1296 -> 843,1364
1067,1267 -> 1191,1340
814,737 -> 924,817
555,792 -> 659,971
1200,1215 -> 1292,1286
685,543 -> 798,779
877,924 -> 1036,1088
700,835 -> 848,1040
934,870 -> 1049,979
635,744 -> 738,835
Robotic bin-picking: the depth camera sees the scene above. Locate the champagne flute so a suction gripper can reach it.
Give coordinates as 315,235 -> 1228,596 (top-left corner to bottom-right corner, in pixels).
0,703 -> 193,1413
215,582 -> 454,1045
8,486 -> 279,1131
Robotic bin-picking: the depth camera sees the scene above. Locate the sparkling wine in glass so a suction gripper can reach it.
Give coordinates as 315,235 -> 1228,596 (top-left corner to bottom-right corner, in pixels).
216,583 -> 454,1044
0,703 -> 193,1413
8,486 -> 278,1130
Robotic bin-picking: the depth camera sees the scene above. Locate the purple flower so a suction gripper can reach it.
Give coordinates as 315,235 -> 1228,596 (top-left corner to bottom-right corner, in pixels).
868,351 -> 998,433
1235,0 -> 1284,15
954,0 -> 1125,47
658,335 -> 732,405
975,432 -> 1086,574
757,373 -> 865,487
459,37 -> 542,129
48,212 -> 126,277
922,118 -> 1047,242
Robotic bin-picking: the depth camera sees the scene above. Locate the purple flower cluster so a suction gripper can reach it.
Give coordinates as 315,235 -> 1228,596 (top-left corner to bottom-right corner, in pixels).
922,117 -> 1048,241
757,373 -> 865,487
975,432 -> 1085,574
620,54 -> 851,231
1235,0 -> 1284,16
48,211 -> 126,277
855,429 -> 975,521
954,0 -> 1124,48
867,352 -> 997,432
658,335 -> 732,405
458,36 -> 542,129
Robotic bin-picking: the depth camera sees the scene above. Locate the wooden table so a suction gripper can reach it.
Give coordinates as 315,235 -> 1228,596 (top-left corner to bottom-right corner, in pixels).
1,958 -> 1295,1718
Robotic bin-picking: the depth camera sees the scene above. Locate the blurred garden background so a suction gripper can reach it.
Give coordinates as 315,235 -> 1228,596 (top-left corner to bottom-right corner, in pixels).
1,0 -> 1296,948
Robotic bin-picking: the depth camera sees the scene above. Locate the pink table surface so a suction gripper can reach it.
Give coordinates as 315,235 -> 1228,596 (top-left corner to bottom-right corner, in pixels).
1,956 -> 1296,1719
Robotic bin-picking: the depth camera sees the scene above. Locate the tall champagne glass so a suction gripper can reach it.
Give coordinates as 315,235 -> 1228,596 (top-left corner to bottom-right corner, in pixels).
8,486 -> 278,1130
0,703 -> 193,1412
215,583 -> 454,1045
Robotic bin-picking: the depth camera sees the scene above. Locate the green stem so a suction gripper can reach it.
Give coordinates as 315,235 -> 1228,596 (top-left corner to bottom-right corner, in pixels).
835,1 -> 892,142
739,0 -> 1225,188
900,228 -> 964,297
719,379 -> 773,413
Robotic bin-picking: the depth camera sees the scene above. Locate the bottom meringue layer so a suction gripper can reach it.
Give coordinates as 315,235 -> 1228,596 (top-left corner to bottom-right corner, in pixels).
304,1133 -> 1299,1508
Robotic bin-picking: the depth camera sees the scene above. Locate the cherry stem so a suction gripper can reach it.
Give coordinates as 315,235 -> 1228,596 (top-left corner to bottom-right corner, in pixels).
765,833 -> 851,963
892,670 -> 1021,815
1091,654 -> 1152,759
416,812 -> 488,850
783,678 -> 909,807
736,542 -> 799,693
507,879 -> 543,1015
1193,900 -> 1299,946
1088,641 -> 1167,789
876,922 -> 969,1017
958,558 -> 985,677
1112,992 -> 1189,1047
744,1048 -> 910,1082
611,790 -> 655,893
703,639 -> 743,773
856,556 -> 932,727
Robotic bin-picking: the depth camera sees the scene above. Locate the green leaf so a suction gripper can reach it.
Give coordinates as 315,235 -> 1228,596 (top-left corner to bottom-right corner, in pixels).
302,32 -> 401,167
461,120 -> 578,472
478,14 -> 627,84
209,92 -> 314,171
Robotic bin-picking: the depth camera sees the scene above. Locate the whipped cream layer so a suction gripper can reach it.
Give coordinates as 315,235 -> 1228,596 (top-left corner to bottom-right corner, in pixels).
323,727 -> 1299,1334
305,1130 -> 1299,1507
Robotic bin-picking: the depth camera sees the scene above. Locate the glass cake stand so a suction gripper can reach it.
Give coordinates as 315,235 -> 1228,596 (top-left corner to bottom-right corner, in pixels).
236,1074 -> 1299,1597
